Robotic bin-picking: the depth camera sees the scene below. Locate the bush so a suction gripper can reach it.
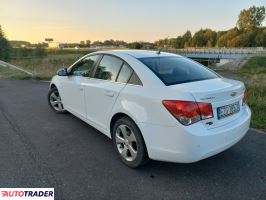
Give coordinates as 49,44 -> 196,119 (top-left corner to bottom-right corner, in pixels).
10,47 -> 47,59
34,45 -> 47,57
0,25 -> 11,61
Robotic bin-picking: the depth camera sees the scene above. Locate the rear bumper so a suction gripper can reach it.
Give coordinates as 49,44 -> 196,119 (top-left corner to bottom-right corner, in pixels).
138,105 -> 251,163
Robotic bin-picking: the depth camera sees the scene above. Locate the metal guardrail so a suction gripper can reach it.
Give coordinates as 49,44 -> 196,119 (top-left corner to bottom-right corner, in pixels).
162,48 -> 266,59
0,60 -> 33,76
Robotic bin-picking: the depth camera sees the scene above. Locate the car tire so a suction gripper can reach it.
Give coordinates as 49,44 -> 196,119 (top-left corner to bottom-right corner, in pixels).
48,87 -> 67,114
112,116 -> 149,168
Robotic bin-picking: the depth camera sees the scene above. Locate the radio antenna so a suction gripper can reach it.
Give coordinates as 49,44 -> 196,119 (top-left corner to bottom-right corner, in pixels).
156,49 -> 161,55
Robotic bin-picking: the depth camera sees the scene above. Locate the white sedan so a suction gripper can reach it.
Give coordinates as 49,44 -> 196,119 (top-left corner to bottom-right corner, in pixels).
48,50 -> 251,168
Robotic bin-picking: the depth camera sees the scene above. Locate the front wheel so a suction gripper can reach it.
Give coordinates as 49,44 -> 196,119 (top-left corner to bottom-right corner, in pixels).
48,87 -> 67,114
112,117 -> 149,168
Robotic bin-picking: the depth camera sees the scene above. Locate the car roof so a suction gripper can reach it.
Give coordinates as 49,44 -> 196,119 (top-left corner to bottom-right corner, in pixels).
96,50 -> 181,59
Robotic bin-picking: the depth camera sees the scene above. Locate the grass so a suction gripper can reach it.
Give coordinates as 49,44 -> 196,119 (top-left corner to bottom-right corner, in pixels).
239,56 -> 266,73
0,67 -> 32,80
10,54 -> 86,80
1,50 -> 92,79
245,84 -> 266,129
46,49 -> 95,55
236,57 -> 266,130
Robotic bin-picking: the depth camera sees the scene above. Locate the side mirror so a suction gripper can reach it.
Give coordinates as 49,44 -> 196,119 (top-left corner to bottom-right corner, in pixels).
57,68 -> 68,76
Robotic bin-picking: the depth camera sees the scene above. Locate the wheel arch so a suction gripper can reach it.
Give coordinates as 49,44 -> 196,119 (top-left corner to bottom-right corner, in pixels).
50,83 -> 57,89
109,112 -> 150,160
110,113 -> 129,138
109,112 -> 139,139
49,76 -> 61,91
49,81 -> 61,93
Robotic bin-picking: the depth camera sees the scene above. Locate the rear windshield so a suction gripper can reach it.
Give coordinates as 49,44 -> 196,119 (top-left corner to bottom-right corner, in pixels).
139,56 -> 218,85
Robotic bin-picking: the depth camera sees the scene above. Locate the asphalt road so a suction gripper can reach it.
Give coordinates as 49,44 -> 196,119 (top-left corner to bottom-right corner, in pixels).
0,79 -> 265,200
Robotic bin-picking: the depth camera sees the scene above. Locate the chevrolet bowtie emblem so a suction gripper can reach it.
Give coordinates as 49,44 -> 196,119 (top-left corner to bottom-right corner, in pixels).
230,92 -> 237,97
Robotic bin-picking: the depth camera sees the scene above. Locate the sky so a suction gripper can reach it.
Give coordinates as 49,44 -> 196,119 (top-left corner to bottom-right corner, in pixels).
0,0 -> 265,43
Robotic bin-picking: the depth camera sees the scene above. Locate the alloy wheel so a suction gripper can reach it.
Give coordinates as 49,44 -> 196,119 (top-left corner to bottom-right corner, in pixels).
115,124 -> 138,162
49,90 -> 65,112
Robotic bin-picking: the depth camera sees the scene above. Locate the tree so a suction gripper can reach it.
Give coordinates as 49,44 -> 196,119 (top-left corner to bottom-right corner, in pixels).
217,34 -> 228,47
204,29 -> 217,47
182,31 -> 192,47
114,40 -> 127,47
34,44 -> 47,58
103,39 -> 115,46
86,40 -> 91,47
92,41 -> 103,46
192,29 -> 208,47
129,42 -> 143,49
79,41 -> 85,48
0,25 -> 11,61
155,38 -> 169,48
255,28 -> 266,47
237,6 -> 265,30
175,36 -> 184,48
167,38 -> 176,48
153,6 -> 265,48
216,28 -> 240,47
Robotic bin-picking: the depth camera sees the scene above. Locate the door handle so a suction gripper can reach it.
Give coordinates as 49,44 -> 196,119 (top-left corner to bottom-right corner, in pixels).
78,87 -> 84,91
104,90 -> 114,97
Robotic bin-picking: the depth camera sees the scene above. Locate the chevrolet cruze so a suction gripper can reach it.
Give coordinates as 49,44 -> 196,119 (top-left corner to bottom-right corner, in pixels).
48,50 -> 251,168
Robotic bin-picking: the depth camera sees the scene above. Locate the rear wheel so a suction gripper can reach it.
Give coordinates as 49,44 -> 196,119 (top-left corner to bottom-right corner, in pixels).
48,87 -> 67,114
112,117 -> 149,168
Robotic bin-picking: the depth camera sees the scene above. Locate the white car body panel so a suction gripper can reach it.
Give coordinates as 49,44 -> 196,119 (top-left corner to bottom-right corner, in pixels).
83,78 -> 126,129
59,76 -> 87,118
50,50 -> 251,163
138,105 -> 250,163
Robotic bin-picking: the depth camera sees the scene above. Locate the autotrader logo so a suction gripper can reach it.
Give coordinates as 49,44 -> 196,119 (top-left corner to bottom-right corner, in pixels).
0,188 -> 54,199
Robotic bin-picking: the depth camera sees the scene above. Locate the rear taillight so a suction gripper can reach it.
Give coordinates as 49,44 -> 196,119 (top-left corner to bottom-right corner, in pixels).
243,89 -> 248,105
162,100 -> 213,126
197,102 -> 214,119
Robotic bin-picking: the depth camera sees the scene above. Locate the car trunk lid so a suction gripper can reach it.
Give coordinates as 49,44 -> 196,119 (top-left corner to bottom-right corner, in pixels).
170,78 -> 245,128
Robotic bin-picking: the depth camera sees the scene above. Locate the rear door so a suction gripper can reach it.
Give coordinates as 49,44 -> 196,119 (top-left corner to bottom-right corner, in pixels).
83,55 -> 133,129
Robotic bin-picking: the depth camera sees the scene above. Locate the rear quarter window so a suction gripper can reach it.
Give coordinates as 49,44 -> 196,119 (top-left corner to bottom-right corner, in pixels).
128,72 -> 142,86
139,56 -> 218,85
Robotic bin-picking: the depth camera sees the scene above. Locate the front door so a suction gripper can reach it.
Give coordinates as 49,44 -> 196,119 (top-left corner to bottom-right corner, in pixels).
60,55 -> 99,118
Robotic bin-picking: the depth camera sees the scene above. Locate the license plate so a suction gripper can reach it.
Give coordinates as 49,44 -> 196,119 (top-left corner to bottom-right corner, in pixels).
217,102 -> 240,120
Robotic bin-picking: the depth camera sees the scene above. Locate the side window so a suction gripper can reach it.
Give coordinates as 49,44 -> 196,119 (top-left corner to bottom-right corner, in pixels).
94,55 -> 123,81
72,55 -> 98,77
116,63 -> 133,83
128,72 -> 142,86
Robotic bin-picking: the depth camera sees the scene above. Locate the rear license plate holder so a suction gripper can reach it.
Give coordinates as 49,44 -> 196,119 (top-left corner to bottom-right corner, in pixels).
217,102 -> 240,120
